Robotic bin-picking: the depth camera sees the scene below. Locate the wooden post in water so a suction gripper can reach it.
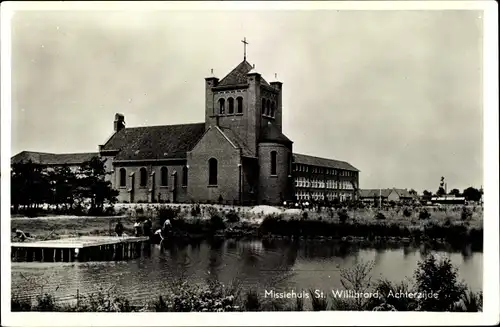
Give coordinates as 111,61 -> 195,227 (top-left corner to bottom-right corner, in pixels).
41,248 -> 45,262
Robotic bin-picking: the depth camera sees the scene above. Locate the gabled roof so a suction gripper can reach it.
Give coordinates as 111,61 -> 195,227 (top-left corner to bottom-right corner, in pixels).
217,60 -> 271,87
359,188 -> 414,198
11,151 -> 98,166
218,127 -> 255,158
260,123 -> 292,145
101,123 -> 206,161
293,153 -> 359,172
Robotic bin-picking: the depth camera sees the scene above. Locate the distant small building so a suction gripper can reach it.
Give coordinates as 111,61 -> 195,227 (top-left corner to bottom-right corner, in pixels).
359,188 -> 415,204
11,151 -> 99,173
431,195 -> 466,205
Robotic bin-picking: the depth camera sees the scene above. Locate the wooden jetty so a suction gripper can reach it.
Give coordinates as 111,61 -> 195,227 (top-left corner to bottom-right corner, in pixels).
11,236 -> 150,262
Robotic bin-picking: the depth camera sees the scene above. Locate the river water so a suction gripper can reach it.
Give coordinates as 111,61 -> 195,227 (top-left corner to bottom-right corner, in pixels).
11,239 -> 482,306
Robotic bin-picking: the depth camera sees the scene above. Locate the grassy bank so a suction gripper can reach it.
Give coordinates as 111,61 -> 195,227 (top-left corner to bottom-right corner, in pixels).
11,254 -> 482,312
10,204 -> 483,248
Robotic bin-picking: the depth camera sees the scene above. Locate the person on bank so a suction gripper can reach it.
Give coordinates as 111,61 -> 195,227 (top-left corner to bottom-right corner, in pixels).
115,220 -> 125,237
133,219 -> 142,237
161,218 -> 172,239
142,218 -> 152,239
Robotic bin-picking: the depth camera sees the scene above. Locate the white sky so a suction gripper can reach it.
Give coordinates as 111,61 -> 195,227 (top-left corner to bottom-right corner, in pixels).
10,9 -> 483,193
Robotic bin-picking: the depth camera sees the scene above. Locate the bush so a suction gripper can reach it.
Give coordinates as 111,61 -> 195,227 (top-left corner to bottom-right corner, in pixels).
153,280 -> 240,312
413,254 -> 466,311
302,211 -> 308,220
461,207 -> 473,221
225,210 -> 240,223
244,289 -> 261,311
11,298 -> 32,311
419,209 -> 431,220
338,209 -> 349,223
190,204 -> 201,217
158,205 -> 179,224
375,212 -> 386,220
403,208 -> 412,217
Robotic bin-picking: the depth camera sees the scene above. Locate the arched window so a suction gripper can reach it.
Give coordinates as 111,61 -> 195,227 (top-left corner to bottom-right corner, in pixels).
140,167 -> 147,187
237,97 -> 243,113
270,151 -> 277,175
228,97 -> 234,114
218,98 -> 225,115
271,102 -> 276,117
119,168 -> 126,187
208,158 -> 218,185
160,167 -> 168,186
182,166 -> 188,186
262,98 -> 266,115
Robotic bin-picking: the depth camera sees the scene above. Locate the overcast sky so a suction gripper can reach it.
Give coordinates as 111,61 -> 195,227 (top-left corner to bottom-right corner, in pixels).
10,9 -> 483,193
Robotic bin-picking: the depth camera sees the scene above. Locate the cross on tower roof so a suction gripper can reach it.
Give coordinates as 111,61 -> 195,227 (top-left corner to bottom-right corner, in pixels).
241,37 -> 249,61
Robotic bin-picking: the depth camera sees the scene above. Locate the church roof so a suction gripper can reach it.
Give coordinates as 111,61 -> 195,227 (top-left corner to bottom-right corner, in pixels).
293,153 -> 359,172
218,127 -> 255,158
259,123 -> 293,145
217,60 -> 271,87
101,123 -> 206,161
11,151 -> 98,166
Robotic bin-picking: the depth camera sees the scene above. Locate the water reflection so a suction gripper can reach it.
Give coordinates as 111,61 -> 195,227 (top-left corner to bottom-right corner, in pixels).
11,239 -> 483,305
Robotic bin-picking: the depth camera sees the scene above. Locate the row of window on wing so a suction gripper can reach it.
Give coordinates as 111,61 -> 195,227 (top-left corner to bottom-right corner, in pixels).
118,152 -> 285,189
119,166 -> 190,188
217,97 -> 276,118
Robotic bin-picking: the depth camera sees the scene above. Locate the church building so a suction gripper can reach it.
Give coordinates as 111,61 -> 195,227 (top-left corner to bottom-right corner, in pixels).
98,55 -> 359,205
12,47 -> 360,205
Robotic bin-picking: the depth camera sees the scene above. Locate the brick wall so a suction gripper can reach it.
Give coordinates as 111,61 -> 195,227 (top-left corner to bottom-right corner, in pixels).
187,126 -> 241,204
258,143 -> 292,205
113,161 -> 189,203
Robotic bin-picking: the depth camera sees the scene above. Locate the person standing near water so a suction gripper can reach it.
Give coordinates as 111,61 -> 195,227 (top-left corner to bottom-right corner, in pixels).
162,218 -> 172,239
142,218 -> 152,239
115,220 -> 124,237
133,219 -> 142,237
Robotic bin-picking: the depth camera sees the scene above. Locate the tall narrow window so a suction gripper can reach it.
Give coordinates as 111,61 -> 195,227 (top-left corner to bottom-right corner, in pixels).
237,97 -> 243,113
218,98 -> 225,115
209,158 -> 218,185
161,167 -> 168,186
266,99 -> 271,116
262,98 -> 266,115
119,168 -> 126,187
270,102 -> 276,117
182,166 -> 188,186
271,151 -> 277,175
228,97 -> 234,114
140,168 -> 147,187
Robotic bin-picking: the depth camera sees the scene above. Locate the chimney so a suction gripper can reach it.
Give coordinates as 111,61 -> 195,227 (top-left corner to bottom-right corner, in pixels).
114,113 -> 125,132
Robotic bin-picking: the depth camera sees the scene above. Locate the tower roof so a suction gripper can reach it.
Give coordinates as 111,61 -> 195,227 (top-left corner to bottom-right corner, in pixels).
217,60 -> 270,87
259,123 -> 292,145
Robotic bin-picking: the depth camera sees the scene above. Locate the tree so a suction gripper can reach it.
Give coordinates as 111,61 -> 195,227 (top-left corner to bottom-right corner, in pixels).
436,176 -> 446,196
414,254 -> 466,311
11,160 -> 51,214
462,187 -> 482,202
48,166 -> 77,211
449,189 -> 461,197
76,157 -> 118,215
409,189 -> 418,196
